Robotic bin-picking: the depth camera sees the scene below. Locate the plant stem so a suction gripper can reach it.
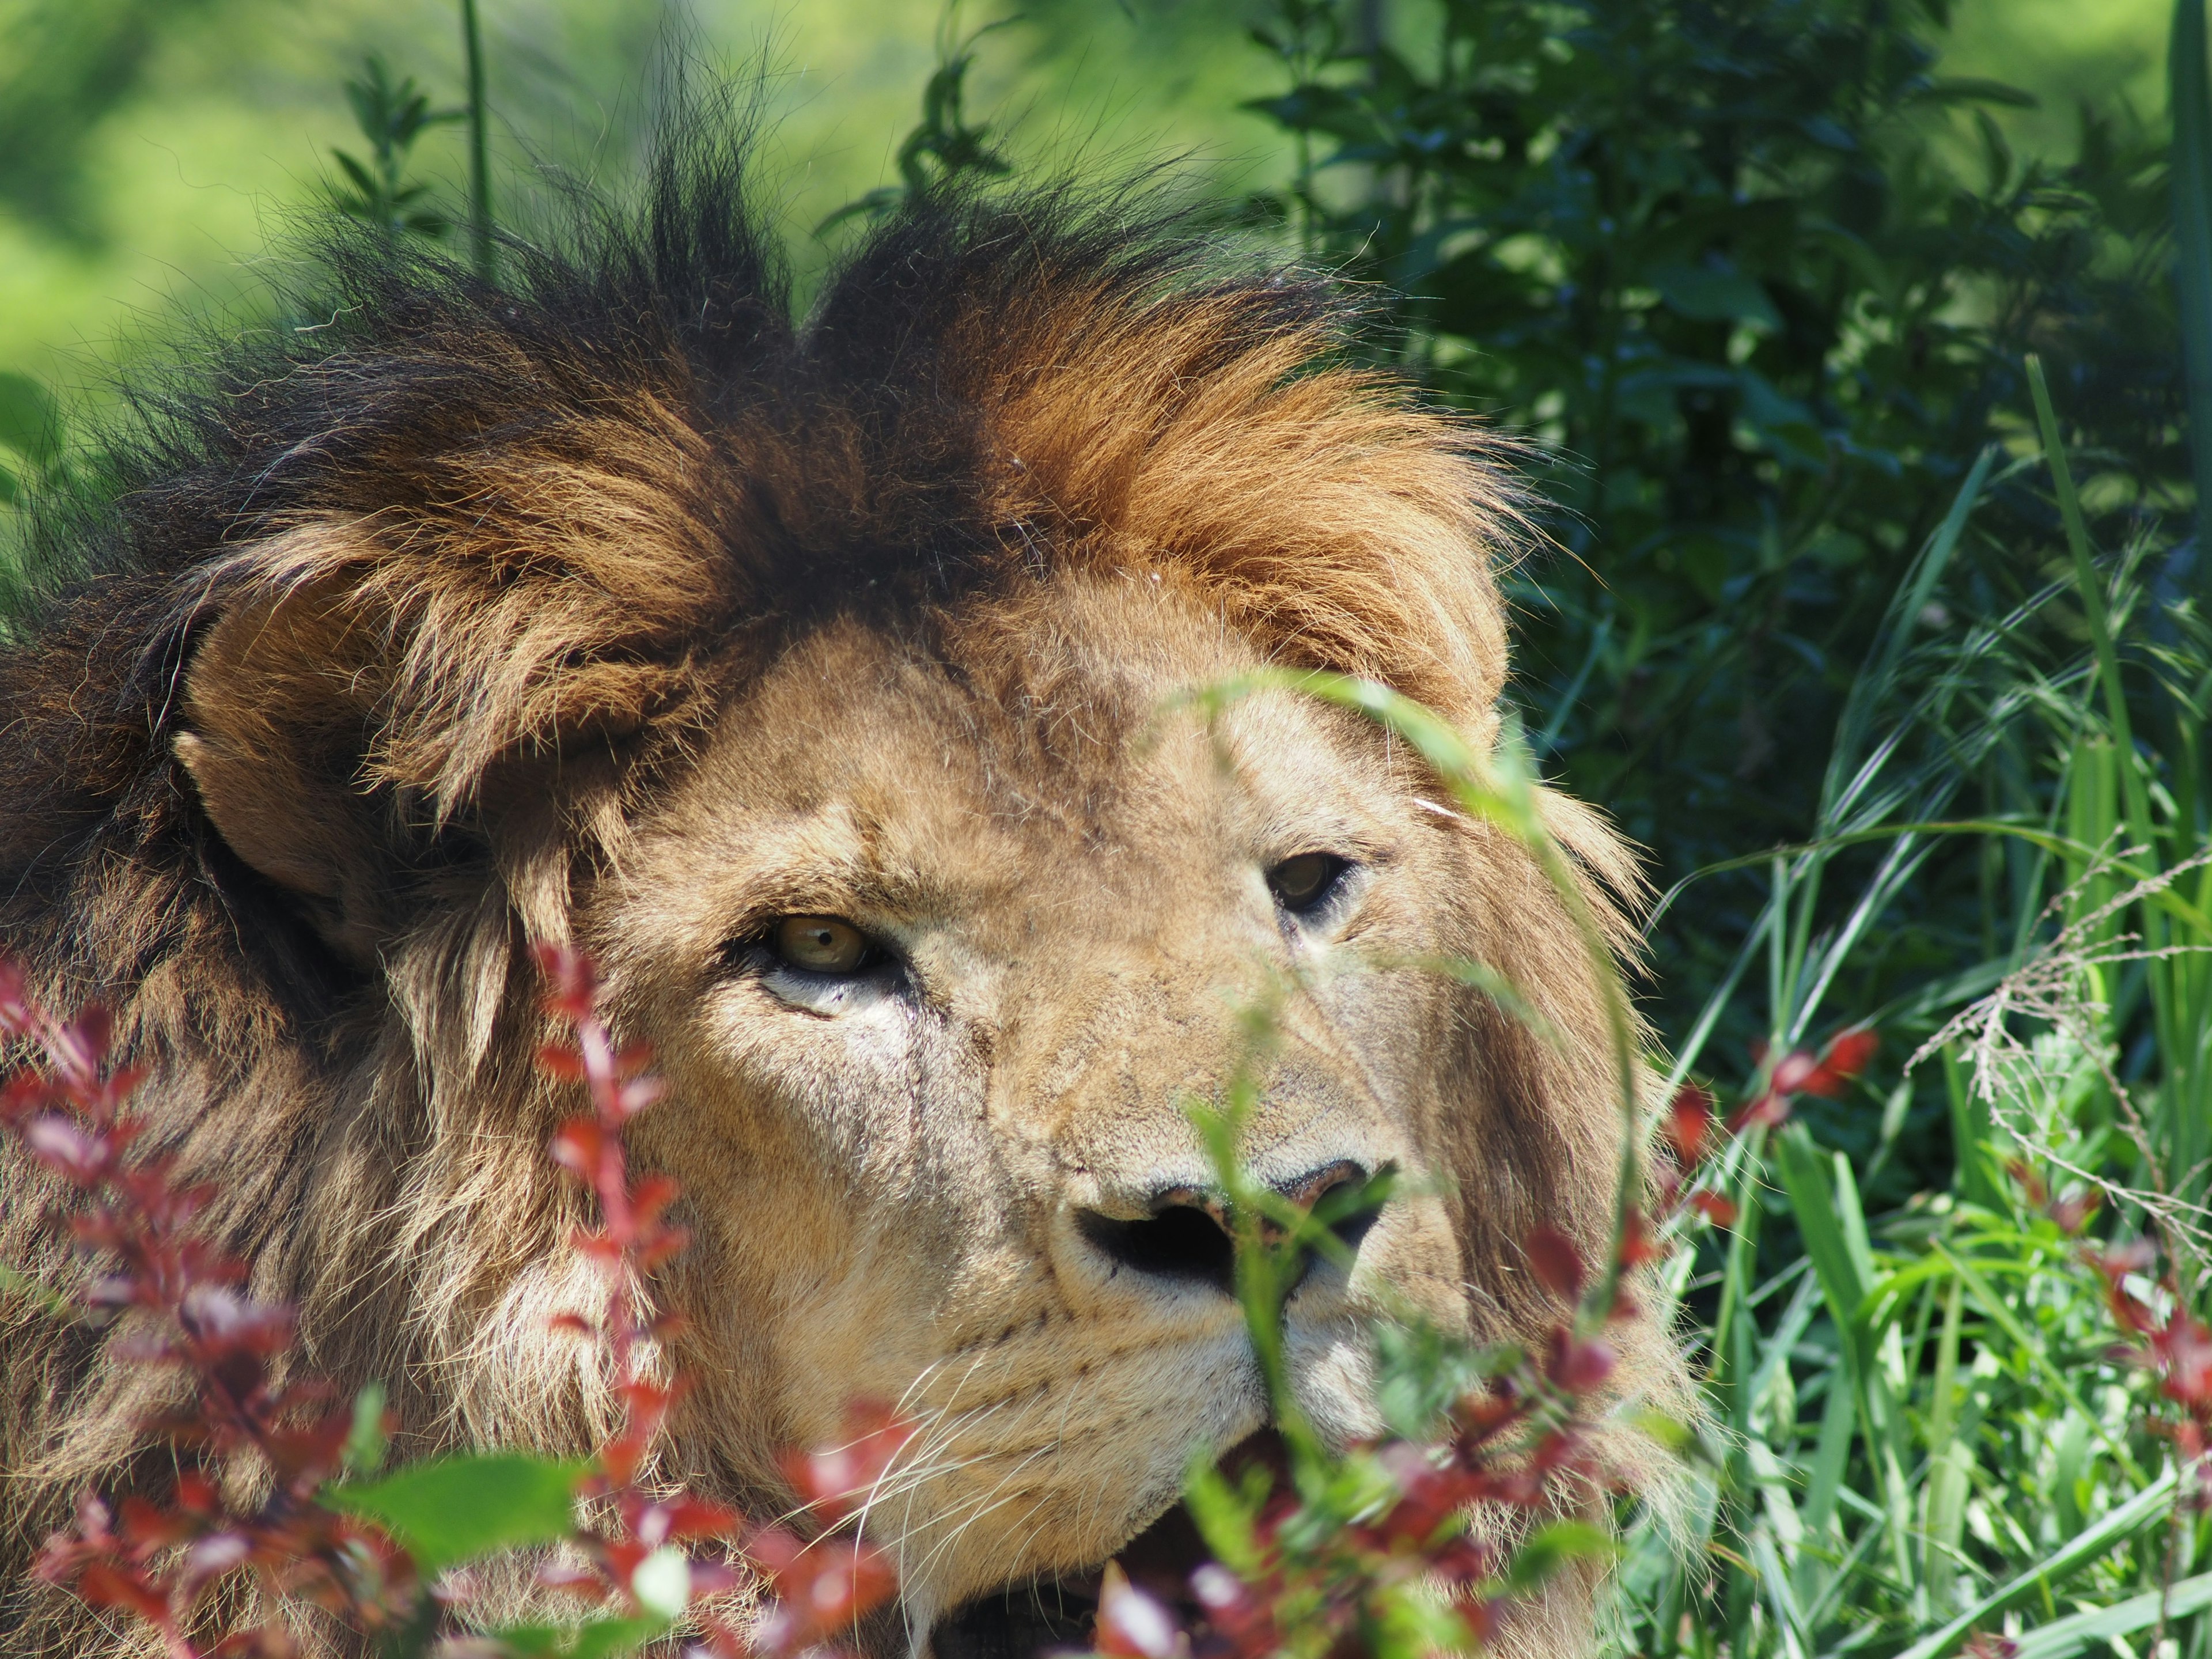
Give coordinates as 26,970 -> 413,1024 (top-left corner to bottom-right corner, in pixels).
2025,357 -> 2151,846
2172,0 -> 2212,603
459,0 -> 493,279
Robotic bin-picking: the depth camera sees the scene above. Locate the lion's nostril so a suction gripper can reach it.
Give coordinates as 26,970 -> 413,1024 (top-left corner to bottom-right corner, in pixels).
1077,1198 -> 1237,1295
1077,1161 -> 1381,1297
1281,1158 -> 1365,1211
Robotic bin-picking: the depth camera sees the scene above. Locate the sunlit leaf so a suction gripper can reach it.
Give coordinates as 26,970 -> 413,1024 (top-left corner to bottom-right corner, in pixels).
322,1450 -> 584,1572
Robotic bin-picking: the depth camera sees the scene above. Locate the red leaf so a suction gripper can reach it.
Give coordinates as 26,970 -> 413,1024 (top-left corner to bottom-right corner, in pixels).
2049,1190 -> 2102,1234
629,1173 -> 680,1225
1662,1083 -> 1714,1168
1544,1328 -> 1615,1395
2153,1312 -> 2212,1408
536,1045 -> 588,1081
50,1007 -> 113,1086
1688,1190 -> 1740,1228
22,1113 -> 111,1182
1616,1206 -> 1662,1271
0,955 -> 29,1034
533,942 -> 597,1022
1726,1087 -> 1791,1134
779,1402 -> 918,1522
549,1118 -> 604,1181
657,1495 -> 744,1542
1815,1027 -> 1878,1091
2003,1157 -> 2047,1207
116,1494 -> 196,1551
1524,1224 -> 1586,1304
1190,1562 -> 1274,1652
616,1078 -> 667,1120
75,1560 -> 170,1623
181,1531 -> 253,1589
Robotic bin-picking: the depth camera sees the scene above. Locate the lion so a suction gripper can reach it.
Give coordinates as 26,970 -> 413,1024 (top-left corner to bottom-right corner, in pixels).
0,120 -> 1680,1659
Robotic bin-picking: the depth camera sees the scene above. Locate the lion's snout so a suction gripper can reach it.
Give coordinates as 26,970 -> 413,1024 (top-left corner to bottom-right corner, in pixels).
1070,1157 -> 1376,1298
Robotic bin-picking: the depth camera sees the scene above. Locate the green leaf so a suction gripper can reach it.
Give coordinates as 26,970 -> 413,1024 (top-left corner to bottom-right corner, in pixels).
484,1616 -> 671,1659
1773,1126 -> 1869,1365
1503,1520 -> 1616,1594
2172,0 -> 2212,590
1891,1466 -> 2180,1659
342,1380 -> 389,1477
2011,1567 -> 2212,1659
1647,260 -> 1782,329
322,1450 -> 585,1572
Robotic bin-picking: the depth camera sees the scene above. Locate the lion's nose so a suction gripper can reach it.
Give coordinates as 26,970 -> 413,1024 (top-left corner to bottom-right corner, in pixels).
1075,1160 -> 1376,1297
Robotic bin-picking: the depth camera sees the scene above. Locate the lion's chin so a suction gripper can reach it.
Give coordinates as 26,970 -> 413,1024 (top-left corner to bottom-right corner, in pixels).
925,1430 -> 1290,1659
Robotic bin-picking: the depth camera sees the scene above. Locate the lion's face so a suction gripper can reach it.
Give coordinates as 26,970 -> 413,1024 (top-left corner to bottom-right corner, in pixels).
604,572 -> 1475,1627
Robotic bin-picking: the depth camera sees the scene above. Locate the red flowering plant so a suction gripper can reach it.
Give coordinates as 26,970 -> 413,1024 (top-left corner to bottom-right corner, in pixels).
2079,1232 -> 2212,1508
2,956 -> 418,1656
1,950 -> 909,1659
1072,1006 -> 1882,1659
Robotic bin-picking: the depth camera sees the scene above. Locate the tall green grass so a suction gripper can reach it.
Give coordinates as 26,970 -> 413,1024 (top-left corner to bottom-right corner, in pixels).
1596,355 -> 2212,1659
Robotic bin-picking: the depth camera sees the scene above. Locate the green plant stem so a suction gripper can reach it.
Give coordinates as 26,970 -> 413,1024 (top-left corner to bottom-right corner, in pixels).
459,0 -> 492,278
2173,0 -> 2212,600
2025,356 -> 2151,847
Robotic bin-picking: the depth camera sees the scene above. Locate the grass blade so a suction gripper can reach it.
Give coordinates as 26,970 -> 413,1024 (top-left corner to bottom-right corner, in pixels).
2024,355 -> 2152,847
1890,1468 -> 2180,1659
2012,1567 -> 2212,1659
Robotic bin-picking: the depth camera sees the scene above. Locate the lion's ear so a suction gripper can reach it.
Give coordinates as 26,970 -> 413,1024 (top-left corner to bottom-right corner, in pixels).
172,516 -> 724,964
173,575 -> 406,963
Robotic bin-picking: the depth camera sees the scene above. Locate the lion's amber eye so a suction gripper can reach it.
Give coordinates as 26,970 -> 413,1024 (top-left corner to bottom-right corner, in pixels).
771,915 -> 874,975
1267,853 -> 1347,914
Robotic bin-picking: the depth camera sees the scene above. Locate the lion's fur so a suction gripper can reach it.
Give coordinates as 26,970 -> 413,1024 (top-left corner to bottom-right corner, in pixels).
0,119 -> 1677,1658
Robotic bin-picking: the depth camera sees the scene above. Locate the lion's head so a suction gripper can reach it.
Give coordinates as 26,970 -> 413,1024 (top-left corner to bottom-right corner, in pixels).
0,132 -> 1673,1658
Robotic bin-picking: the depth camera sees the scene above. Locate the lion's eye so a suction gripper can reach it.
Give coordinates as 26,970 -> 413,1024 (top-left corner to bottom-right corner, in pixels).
771,915 -> 874,975
1267,853 -> 1348,914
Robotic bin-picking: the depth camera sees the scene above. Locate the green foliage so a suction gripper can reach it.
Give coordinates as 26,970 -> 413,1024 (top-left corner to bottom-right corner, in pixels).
327,56 -> 462,241
460,0 -> 494,278
323,1450 -> 586,1574
1599,395 -> 2212,1659
488,1617 -> 672,1658
1236,0 -> 2194,1065
819,13 -> 1014,232
2171,0 -> 2212,559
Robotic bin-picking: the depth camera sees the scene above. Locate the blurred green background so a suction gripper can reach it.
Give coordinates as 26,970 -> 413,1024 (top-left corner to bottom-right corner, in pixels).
0,0 -> 2172,389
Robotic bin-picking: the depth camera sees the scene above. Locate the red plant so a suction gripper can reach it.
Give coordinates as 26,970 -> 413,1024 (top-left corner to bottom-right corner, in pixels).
2078,1228 -> 2212,1502
1082,1213 -> 1637,1659
528,944 -> 911,1656
1728,1027 -> 1878,1133
2,959 -> 415,1657
3,949 -> 911,1658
